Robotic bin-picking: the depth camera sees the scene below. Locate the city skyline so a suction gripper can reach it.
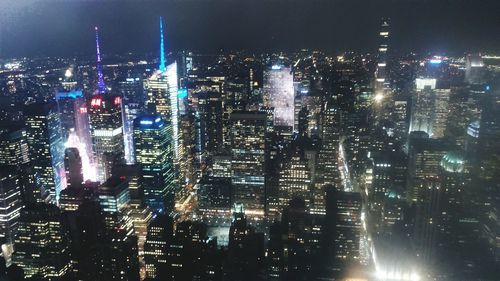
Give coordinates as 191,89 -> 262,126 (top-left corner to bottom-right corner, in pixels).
0,2 -> 499,281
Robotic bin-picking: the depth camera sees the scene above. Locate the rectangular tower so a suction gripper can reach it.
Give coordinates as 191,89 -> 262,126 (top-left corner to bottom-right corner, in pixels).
230,111 -> 267,218
263,65 -> 295,131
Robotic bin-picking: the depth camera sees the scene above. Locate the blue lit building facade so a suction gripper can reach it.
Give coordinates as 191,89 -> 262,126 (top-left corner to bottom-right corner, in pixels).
133,116 -> 176,214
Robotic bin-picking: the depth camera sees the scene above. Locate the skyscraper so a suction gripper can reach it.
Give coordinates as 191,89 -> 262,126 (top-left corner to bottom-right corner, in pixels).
64,147 -> 83,188
24,102 -> 66,203
0,167 -> 22,264
0,127 -> 29,166
230,111 -> 267,218
410,78 -> 451,138
313,103 -> 340,215
278,152 -> 312,213
12,204 -> 72,279
133,115 -> 176,214
144,17 -> 183,188
326,189 -> 363,267
88,94 -> 125,182
375,17 -> 390,90
192,91 -> 223,155
263,65 -> 295,131
144,215 -> 173,279
465,54 -> 486,85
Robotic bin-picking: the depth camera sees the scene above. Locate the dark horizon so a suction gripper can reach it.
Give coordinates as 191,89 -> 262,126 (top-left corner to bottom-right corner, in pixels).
0,0 -> 499,58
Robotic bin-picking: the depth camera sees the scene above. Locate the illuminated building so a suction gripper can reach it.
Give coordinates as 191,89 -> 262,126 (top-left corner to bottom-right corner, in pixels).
117,77 -> 145,165
0,168 -> 22,264
56,89 -> 96,182
58,186 -> 85,212
393,99 -> 409,142
64,147 -> 83,189
375,18 -> 390,90
230,111 -> 267,218
465,54 -> 485,85
144,215 -> 173,279
133,115 -> 176,214
122,202 -> 153,265
211,154 -> 232,178
414,179 -> 445,266
477,86 -> 500,181
88,94 -> 125,182
410,78 -> 436,135
55,90 -> 84,140
326,189 -> 362,266
0,127 -> 29,166
410,78 -> 450,138
369,154 -> 393,213
12,203 -> 72,279
313,103 -> 340,215
192,91 -> 223,155
278,152 -> 312,213
372,18 -> 392,124
166,221 -> 221,281
98,176 -> 130,214
144,18 -> 181,171
407,134 -> 454,202
56,90 -> 95,181
98,177 -> 135,245
24,102 -> 66,203
263,65 -> 295,131
179,113 -> 197,185
197,176 -> 232,224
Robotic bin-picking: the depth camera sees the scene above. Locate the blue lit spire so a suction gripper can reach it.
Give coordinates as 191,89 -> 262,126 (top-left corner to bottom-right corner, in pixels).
95,26 -> 106,94
159,16 -> 166,73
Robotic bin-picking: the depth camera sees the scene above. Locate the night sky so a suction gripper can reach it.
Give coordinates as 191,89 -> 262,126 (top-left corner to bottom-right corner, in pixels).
0,0 -> 499,58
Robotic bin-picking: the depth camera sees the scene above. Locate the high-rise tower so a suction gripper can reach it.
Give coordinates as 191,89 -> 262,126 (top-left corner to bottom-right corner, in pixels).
133,115 -> 176,214
144,17 -> 183,184
263,65 -> 295,132
375,18 -> 390,90
88,95 -> 125,182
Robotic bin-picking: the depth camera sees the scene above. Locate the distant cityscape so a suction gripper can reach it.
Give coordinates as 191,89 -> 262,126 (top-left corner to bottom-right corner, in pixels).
0,16 -> 499,281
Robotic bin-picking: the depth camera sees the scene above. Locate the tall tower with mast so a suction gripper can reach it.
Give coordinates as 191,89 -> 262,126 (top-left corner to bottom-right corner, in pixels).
95,26 -> 106,94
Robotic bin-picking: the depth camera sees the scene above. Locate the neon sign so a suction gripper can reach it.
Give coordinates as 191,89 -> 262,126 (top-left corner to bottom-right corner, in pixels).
91,98 -> 102,107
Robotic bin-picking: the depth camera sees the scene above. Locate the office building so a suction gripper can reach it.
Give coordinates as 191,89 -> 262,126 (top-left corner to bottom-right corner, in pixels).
12,204 -> 72,279
88,94 -> 125,182
64,147 -> 83,189
263,65 -> 295,131
230,111 -> 267,218
133,115 -> 176,214
24,102 -> 66,203
326,189 -> 362,266
0,168 -> 22,264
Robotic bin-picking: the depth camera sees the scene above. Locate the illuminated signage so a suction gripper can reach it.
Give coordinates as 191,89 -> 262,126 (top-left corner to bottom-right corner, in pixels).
91,98 -> 102,107
140,120 -> 153,125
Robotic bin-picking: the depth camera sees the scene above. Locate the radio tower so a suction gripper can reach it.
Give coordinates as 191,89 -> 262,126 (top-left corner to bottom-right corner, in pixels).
95,26 -> 106,94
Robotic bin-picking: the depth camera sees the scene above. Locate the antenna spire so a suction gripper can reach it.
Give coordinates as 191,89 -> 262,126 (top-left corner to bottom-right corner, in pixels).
159,17 -> 166,73
95,26 -> 106,94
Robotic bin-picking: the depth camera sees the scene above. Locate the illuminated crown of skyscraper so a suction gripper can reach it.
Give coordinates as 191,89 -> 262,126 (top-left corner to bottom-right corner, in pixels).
159,16 -> 166,73
95,26 -> 106,94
